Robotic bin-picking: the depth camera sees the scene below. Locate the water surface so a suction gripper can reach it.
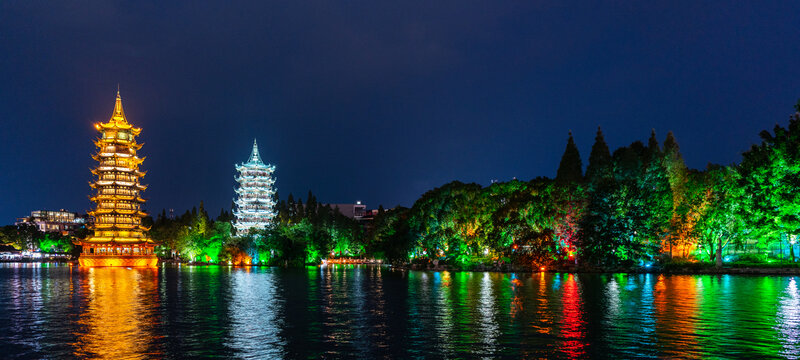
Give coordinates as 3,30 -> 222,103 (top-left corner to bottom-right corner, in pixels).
1,264 -> 797,359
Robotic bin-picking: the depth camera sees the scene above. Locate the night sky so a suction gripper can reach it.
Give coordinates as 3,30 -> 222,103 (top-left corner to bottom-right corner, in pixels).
1,2 -> 799,224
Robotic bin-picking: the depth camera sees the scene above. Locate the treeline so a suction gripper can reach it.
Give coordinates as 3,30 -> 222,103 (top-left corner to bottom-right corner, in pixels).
149,192 -> 364,266
0,224 -> 78,254
4,103 -> 798,270
367,102 -> 800,269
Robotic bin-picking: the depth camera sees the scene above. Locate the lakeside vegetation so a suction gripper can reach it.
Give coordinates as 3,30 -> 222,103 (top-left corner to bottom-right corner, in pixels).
147,193 -> 364,266
2,102 -> 800,271
372,101 -> 800,270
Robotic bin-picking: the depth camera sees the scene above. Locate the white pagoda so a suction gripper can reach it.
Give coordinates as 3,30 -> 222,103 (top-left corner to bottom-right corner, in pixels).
233,139 -> 277,234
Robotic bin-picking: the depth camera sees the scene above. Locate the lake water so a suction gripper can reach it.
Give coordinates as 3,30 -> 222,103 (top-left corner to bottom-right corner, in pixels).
1,263 -> 798,359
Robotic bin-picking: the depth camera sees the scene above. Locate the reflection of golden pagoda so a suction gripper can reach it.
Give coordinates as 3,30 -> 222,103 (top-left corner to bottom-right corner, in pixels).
78,91 -> 157,267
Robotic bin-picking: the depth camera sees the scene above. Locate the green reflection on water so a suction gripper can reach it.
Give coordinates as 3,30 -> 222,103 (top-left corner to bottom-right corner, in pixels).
2,264 -> 799,359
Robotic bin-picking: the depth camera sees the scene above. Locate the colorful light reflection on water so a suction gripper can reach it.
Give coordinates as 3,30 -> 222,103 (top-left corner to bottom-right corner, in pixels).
0,263 -> 798,359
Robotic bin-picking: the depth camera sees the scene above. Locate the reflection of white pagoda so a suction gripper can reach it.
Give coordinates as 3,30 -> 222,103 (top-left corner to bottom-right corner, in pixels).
233,139 -> 277,234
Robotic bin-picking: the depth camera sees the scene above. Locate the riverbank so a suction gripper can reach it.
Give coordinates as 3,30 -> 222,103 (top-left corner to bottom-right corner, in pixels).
399,263 -> 800,275
4,259 -> 800,275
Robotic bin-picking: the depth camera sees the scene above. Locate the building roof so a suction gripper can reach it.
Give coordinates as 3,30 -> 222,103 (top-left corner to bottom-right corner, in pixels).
96,90 -> 141,134
249,139 -> 263,164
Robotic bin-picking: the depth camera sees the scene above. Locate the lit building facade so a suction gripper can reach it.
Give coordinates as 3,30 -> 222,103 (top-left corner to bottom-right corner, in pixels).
78,91 -> 157,267
233,139 -> 277,234
16,209 -> 87,235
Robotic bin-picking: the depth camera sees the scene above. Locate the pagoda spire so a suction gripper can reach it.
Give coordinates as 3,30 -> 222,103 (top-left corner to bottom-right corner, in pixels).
249,139 -> 262,163
111,88 -> 127,123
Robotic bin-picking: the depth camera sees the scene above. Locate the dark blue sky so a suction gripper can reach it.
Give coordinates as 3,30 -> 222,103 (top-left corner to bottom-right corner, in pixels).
1,1 -> 799,223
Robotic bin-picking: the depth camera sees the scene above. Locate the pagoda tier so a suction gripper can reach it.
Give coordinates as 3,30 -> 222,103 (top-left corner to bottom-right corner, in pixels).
78,91 -> 157,267
233,139 -> 277,235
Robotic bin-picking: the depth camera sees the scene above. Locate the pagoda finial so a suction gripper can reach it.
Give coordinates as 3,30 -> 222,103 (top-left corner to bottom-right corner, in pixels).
111,88 -> 126,123
250,138 -> 262,163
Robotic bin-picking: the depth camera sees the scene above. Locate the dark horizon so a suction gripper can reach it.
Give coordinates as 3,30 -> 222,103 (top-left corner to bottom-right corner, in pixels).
2,2 -> 799,223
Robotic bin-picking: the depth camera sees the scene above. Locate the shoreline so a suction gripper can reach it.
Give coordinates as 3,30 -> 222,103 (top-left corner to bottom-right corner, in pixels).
396,263 -> 800,276
3,259 -> 800,275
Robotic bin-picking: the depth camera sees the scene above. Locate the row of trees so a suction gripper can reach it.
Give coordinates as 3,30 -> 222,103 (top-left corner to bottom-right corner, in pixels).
149,192 -> 364,266
3,102 -> 797,269
367,102 -> 800,268
0,224 -> 77,253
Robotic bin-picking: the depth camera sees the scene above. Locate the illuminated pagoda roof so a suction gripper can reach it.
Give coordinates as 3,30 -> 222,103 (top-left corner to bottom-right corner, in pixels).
96,90 -> 142,135
248,139 -> 263,164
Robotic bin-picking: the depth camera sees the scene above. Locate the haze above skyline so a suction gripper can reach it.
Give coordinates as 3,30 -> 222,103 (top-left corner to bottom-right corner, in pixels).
1,1 -> 799,223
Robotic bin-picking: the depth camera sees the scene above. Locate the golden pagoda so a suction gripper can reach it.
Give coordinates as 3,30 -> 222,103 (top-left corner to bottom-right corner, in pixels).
78,91 -> 157,267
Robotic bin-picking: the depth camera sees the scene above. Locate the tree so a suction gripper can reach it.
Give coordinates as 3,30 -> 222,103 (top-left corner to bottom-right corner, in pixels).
306,190 -> 318,224
296,198 -> 305,221
580,140 -> 671,266
552,184 -> 586,264
407,181 -> 488,264
738,103 -> 800,262
0,224 -> 41,251
489,179 -> 559,267
662,131 -> 691,257
369,207 -> 413,264
556,131 -> 583,184
37,233 -> 74,253
647,129 -> 660,156
585,126 -> 612,182
693,165 -> 747,267
580,127 -> 615,265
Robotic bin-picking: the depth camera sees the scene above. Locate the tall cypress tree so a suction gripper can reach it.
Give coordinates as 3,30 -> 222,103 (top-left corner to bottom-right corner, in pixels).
553,132 -> 587,263
296,198 -> 305,220
306,190 -> 317,222
585,127 -> 612,182
286,193 -> 296,221
663,131 -> 689,257
556,131 -> 583,184
647,129 -> 659,151
199,200 -> 209,221
646,129 -> 661,164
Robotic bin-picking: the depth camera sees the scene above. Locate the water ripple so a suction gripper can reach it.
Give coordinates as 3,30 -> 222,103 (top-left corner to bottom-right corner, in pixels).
0,264 -> 798,359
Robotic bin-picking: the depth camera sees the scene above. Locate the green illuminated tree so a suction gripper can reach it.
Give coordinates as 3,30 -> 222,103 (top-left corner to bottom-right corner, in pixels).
579,127 -> 615,265
37,233 -> 73,253
693,164 -> 747,267
662,131 -> 691,257
407,181 -> 486,262
738,102 -> 800,262
580,140 -> 671,266
367,206 -> 412,263
490,179 -> 558,266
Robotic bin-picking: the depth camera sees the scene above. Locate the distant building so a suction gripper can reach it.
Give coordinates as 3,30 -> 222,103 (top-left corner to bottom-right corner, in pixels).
330,201 -> 367,220
16,209 -> 87,235
329,202 -> 390,225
